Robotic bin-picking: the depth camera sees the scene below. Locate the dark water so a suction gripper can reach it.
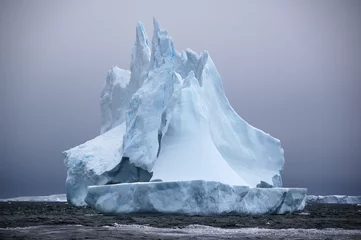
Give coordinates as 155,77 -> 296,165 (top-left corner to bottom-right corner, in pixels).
0,202 -> 361,239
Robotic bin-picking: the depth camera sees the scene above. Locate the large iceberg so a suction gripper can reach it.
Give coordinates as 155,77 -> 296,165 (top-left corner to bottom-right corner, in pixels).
64,19 -> 303,214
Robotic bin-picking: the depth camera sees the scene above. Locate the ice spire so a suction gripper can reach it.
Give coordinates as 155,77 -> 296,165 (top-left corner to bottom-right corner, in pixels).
128,21 -> 151,91
150,18 -> 175,69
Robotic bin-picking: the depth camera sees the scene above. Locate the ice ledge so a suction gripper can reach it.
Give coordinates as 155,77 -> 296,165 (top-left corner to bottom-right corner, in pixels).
307,195 -> 361,204
85,180 -> 307,215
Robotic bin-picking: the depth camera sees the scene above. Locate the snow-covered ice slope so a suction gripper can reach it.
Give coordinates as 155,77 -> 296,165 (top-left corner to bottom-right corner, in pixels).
64,123 -> 126,206
85,181 -> 307,215
306,195 -> 361,204
199,53 -> 284,187
151,72 -> 248,185
0,194 -> 66,202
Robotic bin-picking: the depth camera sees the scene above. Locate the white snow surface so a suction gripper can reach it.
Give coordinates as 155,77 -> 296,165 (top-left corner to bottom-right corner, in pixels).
85,181 -> 307,215
307,195 -> 361,204
0,194 -> 66,202
64,18 -> 286,207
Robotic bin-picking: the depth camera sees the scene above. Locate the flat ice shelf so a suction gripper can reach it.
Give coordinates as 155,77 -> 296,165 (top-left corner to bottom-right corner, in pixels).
85,180 -> 307,215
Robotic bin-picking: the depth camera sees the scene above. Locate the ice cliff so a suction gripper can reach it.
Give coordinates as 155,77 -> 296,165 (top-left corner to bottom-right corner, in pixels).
64,19 -> 285,207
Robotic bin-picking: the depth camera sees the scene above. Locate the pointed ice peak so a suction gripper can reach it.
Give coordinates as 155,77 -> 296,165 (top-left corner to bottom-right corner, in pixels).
195,51 -> 209,85
185,49 -> 200,60
153,17 -> 160,33
150,18 -> 175,69
135,21 -> 149,46
129,21 -> 151,91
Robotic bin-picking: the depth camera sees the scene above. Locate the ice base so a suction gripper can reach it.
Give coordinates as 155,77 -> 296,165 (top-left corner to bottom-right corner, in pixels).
85,180 -> 307,215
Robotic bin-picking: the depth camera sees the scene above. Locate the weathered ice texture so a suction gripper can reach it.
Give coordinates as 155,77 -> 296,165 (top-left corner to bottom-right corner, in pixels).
85,180 -> 307,215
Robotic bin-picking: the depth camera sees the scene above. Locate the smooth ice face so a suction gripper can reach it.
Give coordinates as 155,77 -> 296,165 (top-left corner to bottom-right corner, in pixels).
85,181 -> 307,215
199,55 -> 284,187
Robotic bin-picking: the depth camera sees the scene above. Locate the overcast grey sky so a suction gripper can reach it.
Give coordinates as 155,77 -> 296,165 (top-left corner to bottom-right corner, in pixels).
1,0 -> 360,198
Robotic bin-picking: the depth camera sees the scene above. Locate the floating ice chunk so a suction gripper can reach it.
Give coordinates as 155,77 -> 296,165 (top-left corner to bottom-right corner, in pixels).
306,195 -> 361,204
0,194 -> 66,202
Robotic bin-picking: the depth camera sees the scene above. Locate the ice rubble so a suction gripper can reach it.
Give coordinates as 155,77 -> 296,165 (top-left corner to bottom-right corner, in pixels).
64,19 -> 303,214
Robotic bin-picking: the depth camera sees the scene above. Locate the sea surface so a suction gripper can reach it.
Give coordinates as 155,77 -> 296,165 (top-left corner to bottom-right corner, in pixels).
0,202 -> 360,239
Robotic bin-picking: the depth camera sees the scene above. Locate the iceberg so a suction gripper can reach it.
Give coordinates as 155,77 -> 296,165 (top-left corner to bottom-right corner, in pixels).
63,18 -> 305,215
